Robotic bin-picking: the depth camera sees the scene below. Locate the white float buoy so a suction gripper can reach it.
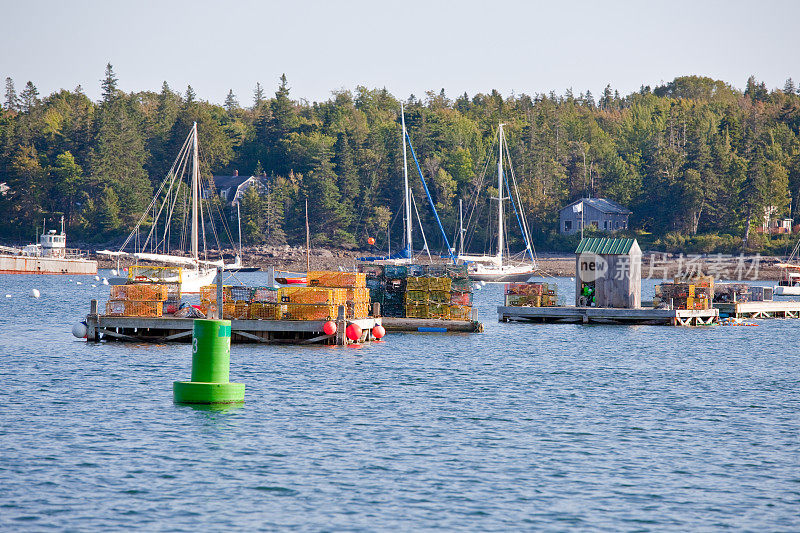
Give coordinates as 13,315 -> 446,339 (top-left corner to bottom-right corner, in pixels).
76,281 -> 82,285
72,322 -> 88,339
91,284 -> 97,288
480,281 -> 487,286
5,294 -> 11,298
94,275 -> 100,281
102,277 -> 109,285
110,269 -> 118,276
29,289 -> 40,298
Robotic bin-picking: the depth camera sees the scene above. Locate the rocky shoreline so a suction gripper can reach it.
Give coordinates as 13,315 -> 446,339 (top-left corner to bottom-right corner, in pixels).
92,245 -> 787,282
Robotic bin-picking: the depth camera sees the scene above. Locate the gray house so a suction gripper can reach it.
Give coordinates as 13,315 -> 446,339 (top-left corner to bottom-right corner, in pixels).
211,172 -> 267,205
559,197 -> 631,235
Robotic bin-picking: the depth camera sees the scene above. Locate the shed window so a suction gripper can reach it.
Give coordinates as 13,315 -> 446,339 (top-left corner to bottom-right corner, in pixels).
564,220 -> 573,232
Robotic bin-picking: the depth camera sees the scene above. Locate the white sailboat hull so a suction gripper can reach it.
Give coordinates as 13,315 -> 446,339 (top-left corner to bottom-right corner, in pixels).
773,285 -> 800,296
468,264 -> 536,283
176,268 -> 218,293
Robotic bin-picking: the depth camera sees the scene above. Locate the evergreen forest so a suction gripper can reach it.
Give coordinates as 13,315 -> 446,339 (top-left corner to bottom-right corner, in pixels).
2,65 -> 800,255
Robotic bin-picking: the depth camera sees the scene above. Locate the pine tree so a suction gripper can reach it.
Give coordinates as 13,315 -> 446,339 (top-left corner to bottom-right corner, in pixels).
224,89 -> 238,112
96,186 -> 122,234
4,77 -> 18,111
101,63 -> 118,103
784,78 -> 797,95
184,85 -> 196,105
51,151 -> 84,226
253,82 -> 264,108
20,81 -> 39,113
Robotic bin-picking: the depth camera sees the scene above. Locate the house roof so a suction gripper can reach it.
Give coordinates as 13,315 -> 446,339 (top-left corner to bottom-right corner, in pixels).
562,197 -> 632,215
213,175 -> 252,189
575,237 -> 637,255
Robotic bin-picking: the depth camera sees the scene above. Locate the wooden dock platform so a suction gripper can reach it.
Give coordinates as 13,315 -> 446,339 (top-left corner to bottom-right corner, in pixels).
497,306 -> 718,326
85,301 -> 381,345
714,300 -> 800,319
381,317 -> 483,333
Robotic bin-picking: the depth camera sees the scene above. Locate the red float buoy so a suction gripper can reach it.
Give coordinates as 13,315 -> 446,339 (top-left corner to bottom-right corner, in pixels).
372,325 -> 385,339
367,237 -> 375,245
323,321 -> 337,336
345,323 -> 362,342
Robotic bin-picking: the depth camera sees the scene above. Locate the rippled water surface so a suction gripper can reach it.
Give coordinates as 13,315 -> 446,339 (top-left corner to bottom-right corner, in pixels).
1,272 -> 799,531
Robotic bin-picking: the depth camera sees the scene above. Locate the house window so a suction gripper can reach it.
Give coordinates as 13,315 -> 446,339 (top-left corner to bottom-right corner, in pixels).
603,220 -> 608,230
591,221 -> 599,228
564,220 -> 573,232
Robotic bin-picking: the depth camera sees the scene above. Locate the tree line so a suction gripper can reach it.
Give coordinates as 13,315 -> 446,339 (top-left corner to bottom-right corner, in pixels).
2,65 -> 800,254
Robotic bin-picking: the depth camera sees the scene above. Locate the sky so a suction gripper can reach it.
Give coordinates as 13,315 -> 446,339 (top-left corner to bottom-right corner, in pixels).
2,0 -> 799,105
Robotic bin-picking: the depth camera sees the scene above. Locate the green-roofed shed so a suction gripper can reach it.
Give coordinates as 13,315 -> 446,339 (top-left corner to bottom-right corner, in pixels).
575,237 -> 642,308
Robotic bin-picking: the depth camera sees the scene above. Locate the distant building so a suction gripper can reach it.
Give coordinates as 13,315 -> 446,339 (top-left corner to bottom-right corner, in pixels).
211,171 -> 267,205
559,198 -> 632,235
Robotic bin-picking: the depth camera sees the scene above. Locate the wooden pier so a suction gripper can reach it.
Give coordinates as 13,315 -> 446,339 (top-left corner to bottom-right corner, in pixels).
381,317 -> 483,333
714,300 -> 800,319
85,300 -> 381,345
497,305 -> 718,326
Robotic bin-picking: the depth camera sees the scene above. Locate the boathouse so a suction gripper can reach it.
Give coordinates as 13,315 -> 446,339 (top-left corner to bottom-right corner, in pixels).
559,198 -> 631,235
575,237 -> 641,308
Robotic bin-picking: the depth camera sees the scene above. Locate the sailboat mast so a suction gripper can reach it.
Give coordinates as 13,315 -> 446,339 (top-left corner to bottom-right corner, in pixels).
497,124 -> 505,263
237,202 -> 243,256
459,198 -> 464,256
191,122 -> 199,262
305,198 -> 311,274
401,103 -> 412,258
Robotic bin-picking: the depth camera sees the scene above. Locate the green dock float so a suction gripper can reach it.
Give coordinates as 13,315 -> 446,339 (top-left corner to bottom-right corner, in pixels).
173,319 -> 245,404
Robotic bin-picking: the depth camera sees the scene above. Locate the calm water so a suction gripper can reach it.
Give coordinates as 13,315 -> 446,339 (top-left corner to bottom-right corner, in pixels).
1,272 -> 798,531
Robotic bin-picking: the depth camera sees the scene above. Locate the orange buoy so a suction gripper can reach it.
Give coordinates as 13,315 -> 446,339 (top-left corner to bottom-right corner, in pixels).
372,324 -> 386,339
345,323 -> 362,341
367,237 -> 375,245
323,321 -> 337,335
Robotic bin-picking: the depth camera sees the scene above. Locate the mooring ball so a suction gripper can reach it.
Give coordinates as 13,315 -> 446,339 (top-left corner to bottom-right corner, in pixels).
72,322 -> 87,338
102,278 -> 109,285
29,289 -> 40,298
94,275 -> 100,281
345,323 -> 362,341
323,321 -> 337,335
372,325 -> 386,339
110,269 -> 118,276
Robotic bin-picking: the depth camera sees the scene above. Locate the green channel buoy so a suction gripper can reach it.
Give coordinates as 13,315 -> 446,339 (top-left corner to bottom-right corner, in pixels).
173,319 -> 245,404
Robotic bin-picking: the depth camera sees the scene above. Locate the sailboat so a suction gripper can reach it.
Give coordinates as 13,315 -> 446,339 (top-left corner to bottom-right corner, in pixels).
99,123 -> 225,293
458,123 -> 537,282
774,238 -> 800,295
360,103 -> 453,264
224,203 -> 259,272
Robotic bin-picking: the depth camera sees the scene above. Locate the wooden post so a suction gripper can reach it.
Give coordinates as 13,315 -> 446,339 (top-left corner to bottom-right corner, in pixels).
215,267 -> 223,319
372,301 -> 381,317
87,299 -> 99,341
336,305 -> 346,345
267,266 -> 275,287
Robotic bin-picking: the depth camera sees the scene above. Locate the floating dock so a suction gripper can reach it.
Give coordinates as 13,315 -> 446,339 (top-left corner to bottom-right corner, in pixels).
714,300 -> 800,319
84,300 -> 381,345
381,317 -> 483,333
497,305 -> 718,326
